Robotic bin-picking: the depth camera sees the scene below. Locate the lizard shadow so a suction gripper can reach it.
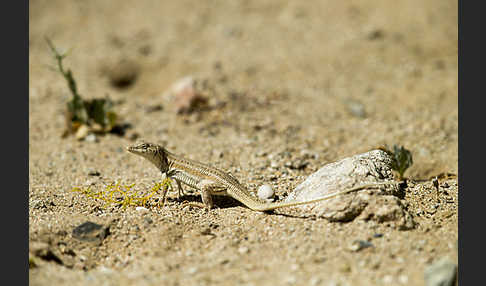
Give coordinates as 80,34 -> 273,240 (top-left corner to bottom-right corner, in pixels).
168,194 -> 246,209
169,195 -> 322,219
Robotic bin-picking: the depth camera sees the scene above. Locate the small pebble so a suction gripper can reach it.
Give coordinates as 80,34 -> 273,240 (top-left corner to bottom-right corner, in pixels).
256,150 -> 267,157
382,275 -> 393,284
187,266 -> 198,274
339,263 -> 351,273
105,59 -> 139,89
309,277 -> 322,286
398,274 -> 409,284
212,149 -> 224,158
424,258 -> 457,286
128,132 -> 140,141
285,276 -> 297,284
257,184 -> 275,201
348,240 -> 374,252
85,134 -> 98,143
144,217 -> 153,225
368,29 -> 385,40
238,246 -> 249,254
87,169 -> 101,176
346,99 -> 367,118
287,159 -> 308,170
169,76 -> 208,114
98,266 -> 114,274
145,104 -> 163,113
136,207 -> 149,213
270,161 -> 279,169
75,124 -> 90,140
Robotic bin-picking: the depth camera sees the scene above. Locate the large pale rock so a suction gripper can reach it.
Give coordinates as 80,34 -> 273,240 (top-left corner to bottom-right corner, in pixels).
282,150 -> 414,229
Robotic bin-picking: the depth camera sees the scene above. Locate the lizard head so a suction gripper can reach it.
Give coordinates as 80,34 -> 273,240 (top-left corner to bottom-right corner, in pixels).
127,141 -> 170,173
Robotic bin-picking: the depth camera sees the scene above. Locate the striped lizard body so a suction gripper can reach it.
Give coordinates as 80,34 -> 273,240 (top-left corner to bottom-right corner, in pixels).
127,141 -> 397,212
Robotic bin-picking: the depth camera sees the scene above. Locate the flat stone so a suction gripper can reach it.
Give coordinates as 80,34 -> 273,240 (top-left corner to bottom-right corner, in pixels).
72,221 -> 109,244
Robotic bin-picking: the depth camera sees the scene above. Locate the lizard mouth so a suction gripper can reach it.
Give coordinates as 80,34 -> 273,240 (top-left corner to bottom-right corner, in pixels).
126,146 -> 136,153
126,146 -> 148,156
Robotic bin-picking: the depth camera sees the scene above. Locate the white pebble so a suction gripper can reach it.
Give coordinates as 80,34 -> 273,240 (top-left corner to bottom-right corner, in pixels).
186,266 -> 198,274
84,133 -> 98,143
238,246 -> 249,254
257,184 -> 275,201
136,206 -> 149,213
382,275 -> 393,284
285,276 -> 297,284
309,277 -> 322,286
398,275 -> 408,284
98,266 -> 114,274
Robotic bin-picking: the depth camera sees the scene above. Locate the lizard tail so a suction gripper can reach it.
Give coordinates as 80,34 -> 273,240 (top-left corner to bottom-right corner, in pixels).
252,181 -> 402,212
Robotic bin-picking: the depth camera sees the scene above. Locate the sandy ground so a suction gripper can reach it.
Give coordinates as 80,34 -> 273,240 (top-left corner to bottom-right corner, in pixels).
29,1 -> 458,285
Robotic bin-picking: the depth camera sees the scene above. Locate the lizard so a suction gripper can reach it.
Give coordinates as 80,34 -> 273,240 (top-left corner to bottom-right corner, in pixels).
127,141 -> 399,212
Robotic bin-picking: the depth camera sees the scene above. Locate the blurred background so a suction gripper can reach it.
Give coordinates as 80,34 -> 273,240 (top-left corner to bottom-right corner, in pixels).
29,0 -> 457,178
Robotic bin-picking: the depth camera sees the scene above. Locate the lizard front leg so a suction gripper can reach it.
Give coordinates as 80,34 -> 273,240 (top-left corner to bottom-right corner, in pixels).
175,179 -> 186,199
163,171 -> 189,200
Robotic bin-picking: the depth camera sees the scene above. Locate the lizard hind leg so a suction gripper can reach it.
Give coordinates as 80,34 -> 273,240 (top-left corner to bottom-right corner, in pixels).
197,179 -> 217,209
181,179 -> 217,210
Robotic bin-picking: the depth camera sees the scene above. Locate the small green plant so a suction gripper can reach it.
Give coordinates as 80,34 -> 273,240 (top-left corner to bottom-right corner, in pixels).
46,37 -> 118,138
381,144 -> 413,180
71,178 -> 173,209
